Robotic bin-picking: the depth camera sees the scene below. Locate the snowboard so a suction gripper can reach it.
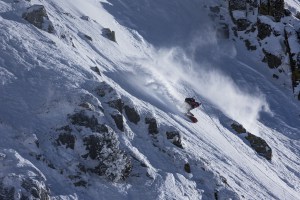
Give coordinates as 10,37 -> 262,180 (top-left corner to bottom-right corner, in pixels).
186,114 -> 198,123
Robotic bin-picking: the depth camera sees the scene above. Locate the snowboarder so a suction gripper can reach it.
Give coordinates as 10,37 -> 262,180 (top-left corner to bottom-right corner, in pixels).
184,97 -> 201,123
185,97 -> 201,114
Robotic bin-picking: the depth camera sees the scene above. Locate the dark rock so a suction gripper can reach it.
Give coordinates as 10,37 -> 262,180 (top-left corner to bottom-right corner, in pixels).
70,112 -> 98,129
124,105 -> 140,124
229,0 -> 246,11
284,9 -> 292,17
83,134 -> 109,160
166,131 -> 183,148
184,163 -> 191,173
284,29 -> 300,90
140,163 -> 147,167
257,20 -> 272,40
73,180 -> 87,187
95,82 -> 114,97
81,15 -> 90,21
231,122 -> 272,160
108,99 -> 123,113
84,34 -> 92,41
295,12 -> 300,20
21,178 -> 50,200
244,39 -> 257,51
69,112 -> 108,133
259,0 -> 284,22
273,74 -> 279,79
22,5 -> 54,33
0,182 -> 15,200
245,133 -> 272,160
210,6 -> 220,14
235,19 -> 251,31
214,190 -> 219,200
56,132 -> 76,149
262,49 -> 282,68
90,66 -> 101,76
271,0 -> 284,22
259,0 -> 269,16
82,133 -> 131,180
273,30 -> 281,37
102,28 -> 116,42
111,114 -> 124,132
298,92 -> 300,100
145,117 -> 158,134
231,123 -> 246,134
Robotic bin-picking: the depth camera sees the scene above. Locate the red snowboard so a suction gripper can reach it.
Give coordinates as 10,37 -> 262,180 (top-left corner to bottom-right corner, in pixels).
186,114 -> 198,123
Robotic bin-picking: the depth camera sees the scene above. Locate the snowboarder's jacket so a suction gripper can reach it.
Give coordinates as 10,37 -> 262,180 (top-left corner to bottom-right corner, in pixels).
185,98 -> 201,109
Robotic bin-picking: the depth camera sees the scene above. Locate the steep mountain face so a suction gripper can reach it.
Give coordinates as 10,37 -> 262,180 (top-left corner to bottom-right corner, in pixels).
226,0 -> 300,97
0,0 -> 300,199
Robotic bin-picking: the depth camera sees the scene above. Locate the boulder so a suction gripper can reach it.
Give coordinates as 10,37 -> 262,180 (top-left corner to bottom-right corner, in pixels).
84,34 -> 92,41
284,9 -> 292,17
62,110 -> 131,181
270,0 -> 284,22
245,133 -> 272,160
259,0 -> 284,22
95,82 -> 114,97
102,28 -> 116,42
145,117 -> 158,134
244,39 -> 257,51
69,112 -> 108,133
70,112 -> 98,129
273,74 -> 279,79
56,131 -> 76,150
111,114 -> 124,132
184,163 -> 191,173
90,66 -> 101,76
235,19 -> 251,31
231,122 -> 246,134
257,20 -> 272,40
231,122 -> 272,160
262,50 -> 282,68
81,15 -> 90,21
166,131 -> 183,148
108,99 -> 124,113
124,105 -> 140,124
22,5 -> 54,33
229,0 -> 246,11
210,6 -> 220,14
82,133 -> 131,181
259,0 -> 269,16
0,149 -> 51,200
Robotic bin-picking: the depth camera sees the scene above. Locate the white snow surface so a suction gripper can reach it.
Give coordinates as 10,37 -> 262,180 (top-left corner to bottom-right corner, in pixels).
0,0 -> 300,199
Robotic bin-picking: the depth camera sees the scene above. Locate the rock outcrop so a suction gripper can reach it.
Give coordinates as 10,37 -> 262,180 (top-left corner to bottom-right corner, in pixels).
124,105 -> 140,124
258,0 -> 284,22
22,5 -> 55,33
54,110 -> 132,181
226,0 -> 300,99
145,117 -> 159,134
0,149 -> 51,200
102,28 -> 116,42
166,130 -> 183,148
231,122 -> 272,160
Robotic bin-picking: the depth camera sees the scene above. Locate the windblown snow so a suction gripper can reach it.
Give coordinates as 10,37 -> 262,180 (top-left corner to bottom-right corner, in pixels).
0,0 -> 300,199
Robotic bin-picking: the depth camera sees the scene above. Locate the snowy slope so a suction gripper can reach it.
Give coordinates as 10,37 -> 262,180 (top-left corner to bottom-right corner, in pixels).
0,0 -> 300,199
